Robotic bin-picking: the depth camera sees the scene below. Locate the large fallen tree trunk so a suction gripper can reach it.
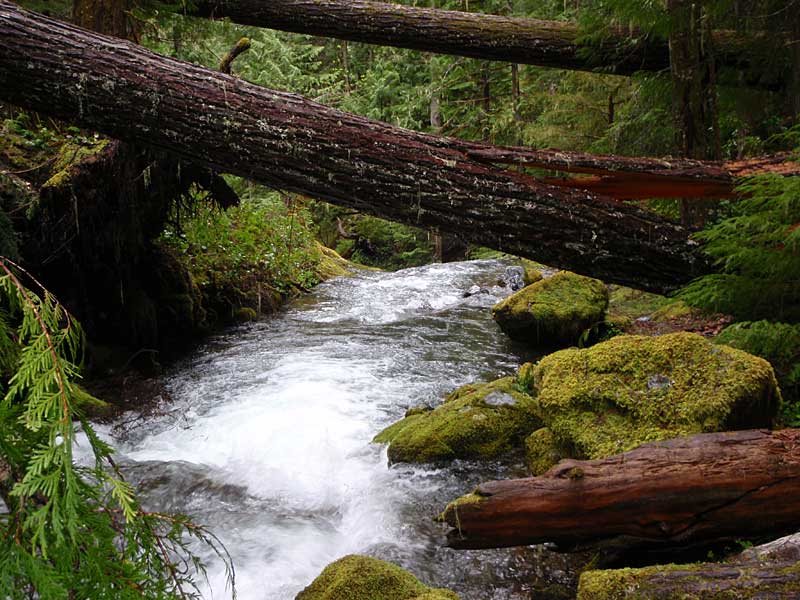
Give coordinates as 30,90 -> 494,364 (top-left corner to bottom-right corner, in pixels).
440,429 -> 800,551
187,0 -> 780,87
0,1 -> 711,293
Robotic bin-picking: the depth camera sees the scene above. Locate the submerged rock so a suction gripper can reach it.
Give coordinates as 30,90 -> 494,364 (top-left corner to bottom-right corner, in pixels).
517,332 -> 780,461
502,265 -> 526,291
295,555 -> 459,600
373,377 -> 541,464
492,271 -> 608,348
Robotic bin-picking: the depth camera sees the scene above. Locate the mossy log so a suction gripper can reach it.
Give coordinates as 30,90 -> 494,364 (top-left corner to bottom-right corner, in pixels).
578,532 -> 800,598
577,560 -> 800,599
0,1 -> 714,294
187,0 -> 784,89
441,429 -> 800,551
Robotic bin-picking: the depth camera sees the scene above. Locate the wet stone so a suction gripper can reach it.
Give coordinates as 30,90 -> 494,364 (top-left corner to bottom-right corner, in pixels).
483,391 -> 517,407
647,374 -> 673,391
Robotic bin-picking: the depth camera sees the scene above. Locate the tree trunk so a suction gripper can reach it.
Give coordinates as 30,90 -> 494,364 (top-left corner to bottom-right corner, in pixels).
186,0 -> 782,88
578,558 -> 800,599
668,0 -> 720,228
0,0 -> 713,294
440,429 -> 800,552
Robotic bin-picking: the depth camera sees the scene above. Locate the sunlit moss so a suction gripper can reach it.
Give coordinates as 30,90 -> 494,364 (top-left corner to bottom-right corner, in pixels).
295,555 -> 459,600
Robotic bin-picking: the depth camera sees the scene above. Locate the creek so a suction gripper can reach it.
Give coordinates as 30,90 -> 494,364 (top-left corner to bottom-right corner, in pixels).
87,259 -> 554,599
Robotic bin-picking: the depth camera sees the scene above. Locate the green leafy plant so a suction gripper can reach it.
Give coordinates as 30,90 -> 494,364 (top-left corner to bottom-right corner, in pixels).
162,188 -> 321,320
0,258 -> 235,599
680,166 -> 800,322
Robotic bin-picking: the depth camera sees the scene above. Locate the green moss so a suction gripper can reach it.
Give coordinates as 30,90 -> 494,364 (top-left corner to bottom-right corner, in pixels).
518,332 -> 780,460
577,561 -> 800,599
295,555 -> 459,600
492,271 -> 609,349
714,320 -> 800,421
72,385 -> 114,420
437,492 -> 486,530
373,377 -> 542,463
521,260 -> 544,286
233,307 -> 258,322
649,300 -> 694,322
524,427 -> 567,475
41,139 -> 110,191
314,242 -> 355,281
607,286 -> 671,320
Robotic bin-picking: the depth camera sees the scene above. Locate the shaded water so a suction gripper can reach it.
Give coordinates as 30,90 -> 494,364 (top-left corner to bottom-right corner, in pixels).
89,260 -> 549,599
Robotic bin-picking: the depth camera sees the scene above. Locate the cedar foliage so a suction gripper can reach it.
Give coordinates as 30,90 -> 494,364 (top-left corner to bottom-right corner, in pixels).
680,156 -> 800,322
0,258 -> 235,599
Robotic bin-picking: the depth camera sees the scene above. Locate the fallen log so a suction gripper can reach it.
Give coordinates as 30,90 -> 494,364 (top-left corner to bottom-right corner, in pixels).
187,0 -> 783,87
578,534 -> 800,598
577,558 -> 800,599
441,429 -> 800,551
0,1 -> 710,293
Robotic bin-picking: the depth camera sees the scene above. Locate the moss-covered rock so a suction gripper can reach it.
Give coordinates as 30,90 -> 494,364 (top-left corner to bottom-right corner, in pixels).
295,555 -> 459,600
314,242 -> 355,281
492,271 -> 609,348
520,260 -> 544,287
517,332 -> 780,460
524,427 -> 569,475
373,377 -> 541,463
715,320 -> 800,413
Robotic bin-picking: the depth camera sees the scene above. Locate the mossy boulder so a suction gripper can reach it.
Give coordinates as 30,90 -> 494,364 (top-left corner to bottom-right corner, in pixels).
295,555 -> 459,600
524,427 -> 569,475
492,271 -> 608,348
715,320 -> 800,410
373,377 -> 541,464
517,332 -> 780,460
314,242 -> 355,281
520,259 -> 544,286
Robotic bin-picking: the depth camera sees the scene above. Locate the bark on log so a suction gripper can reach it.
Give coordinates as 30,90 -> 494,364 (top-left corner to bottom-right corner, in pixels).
577,559 -> 800,599
441,429 -> 800,551
187,0 -> 780,86
0,1 -> 711,293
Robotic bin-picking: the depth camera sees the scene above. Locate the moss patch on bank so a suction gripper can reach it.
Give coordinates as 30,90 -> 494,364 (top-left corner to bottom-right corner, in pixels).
373,377 -> 541,463
295,555 -> 459,600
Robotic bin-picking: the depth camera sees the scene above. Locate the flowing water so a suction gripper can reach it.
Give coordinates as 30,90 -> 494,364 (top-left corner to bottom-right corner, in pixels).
87,259 -> 555,599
